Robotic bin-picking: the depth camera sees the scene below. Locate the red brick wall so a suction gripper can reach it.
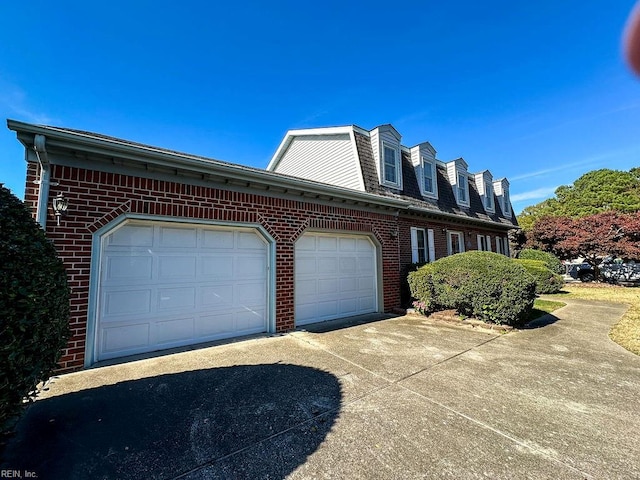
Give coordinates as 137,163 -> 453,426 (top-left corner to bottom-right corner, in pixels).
25,163 -> 401,372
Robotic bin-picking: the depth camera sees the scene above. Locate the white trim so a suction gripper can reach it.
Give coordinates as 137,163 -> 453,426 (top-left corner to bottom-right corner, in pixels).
410,227 -> 430,263
486,235 -> 492,252
381,140 -> 402,189
427,229 -> 435,262
421,156 -> 437,198
447,231 -> 465,255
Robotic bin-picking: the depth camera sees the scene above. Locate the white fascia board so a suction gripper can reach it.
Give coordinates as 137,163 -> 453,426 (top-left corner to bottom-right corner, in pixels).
266,125 -> 355,171
410,141 -> 436,156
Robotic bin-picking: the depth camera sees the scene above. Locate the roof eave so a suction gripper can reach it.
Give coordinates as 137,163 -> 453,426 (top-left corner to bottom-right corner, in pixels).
7,119 -> 409,210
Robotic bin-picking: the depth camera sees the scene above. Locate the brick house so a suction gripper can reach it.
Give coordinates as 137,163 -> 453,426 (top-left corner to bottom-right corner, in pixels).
8,120 -> 517,372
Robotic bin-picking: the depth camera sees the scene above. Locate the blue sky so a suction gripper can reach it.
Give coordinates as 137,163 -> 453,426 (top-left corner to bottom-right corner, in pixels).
1,1 -> 638,214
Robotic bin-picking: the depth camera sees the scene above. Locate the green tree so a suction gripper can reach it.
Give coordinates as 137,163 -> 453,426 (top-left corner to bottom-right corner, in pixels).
517,168 -> 640,230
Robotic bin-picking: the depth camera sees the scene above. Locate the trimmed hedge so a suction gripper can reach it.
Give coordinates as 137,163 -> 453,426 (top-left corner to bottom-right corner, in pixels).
514,259 -> 564,294
0,186 -> 70,430
407,251 -> 536,326
518,249 -> 564,275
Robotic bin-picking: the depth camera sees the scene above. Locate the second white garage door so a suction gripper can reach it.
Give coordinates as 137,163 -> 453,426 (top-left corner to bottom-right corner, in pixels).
295,232 -> 378,326
95,220 -> 270,362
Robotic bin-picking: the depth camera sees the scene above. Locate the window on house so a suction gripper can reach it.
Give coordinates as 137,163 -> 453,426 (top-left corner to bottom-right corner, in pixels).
457,173 -> 468,204
477,235 -> 487,251
496,237 -> 510,256
503,190 -> 511,216
447,231 -> 465,255
422,157 -> 435,195
485,184 -> 494,210
383,143 -> 398,185
411,227 -> 435,264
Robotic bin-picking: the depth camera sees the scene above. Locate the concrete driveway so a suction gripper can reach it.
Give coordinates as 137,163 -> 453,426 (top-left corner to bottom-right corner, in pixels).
2,298 -> 639,479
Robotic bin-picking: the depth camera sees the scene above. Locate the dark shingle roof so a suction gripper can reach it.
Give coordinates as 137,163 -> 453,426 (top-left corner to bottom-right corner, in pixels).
354,131 -> 518,228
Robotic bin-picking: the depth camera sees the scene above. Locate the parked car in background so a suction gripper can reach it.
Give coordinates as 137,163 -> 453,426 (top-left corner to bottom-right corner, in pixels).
566,258 -> 640,284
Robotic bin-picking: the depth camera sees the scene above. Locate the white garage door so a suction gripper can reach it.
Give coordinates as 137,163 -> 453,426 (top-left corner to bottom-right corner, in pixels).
295,232 -> 377,326
96,221 -> 269,361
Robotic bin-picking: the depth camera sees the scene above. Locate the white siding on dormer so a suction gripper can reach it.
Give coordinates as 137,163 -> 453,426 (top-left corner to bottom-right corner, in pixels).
493,178 -> 511,218
474,171 -> 494,213
411,143 -> 438,198
446,158 -> 469,207
370,126 -> 402,189
272,134 -> 364,191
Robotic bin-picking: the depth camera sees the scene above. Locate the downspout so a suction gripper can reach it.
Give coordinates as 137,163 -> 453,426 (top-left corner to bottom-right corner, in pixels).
33,134 -> 50,228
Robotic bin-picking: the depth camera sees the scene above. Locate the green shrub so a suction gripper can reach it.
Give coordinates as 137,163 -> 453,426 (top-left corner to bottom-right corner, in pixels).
518,249 -> 564,275
514,259 -> 564,294
0,186 -> 70,430
401,262 -> 426,307
407,251 -> 536,326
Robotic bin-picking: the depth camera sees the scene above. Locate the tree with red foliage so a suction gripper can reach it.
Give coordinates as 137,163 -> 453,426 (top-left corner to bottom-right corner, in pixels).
527,211 -> 640,276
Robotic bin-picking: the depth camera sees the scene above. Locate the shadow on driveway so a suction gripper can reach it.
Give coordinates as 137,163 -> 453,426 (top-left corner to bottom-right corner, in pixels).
1,364 -> 342,480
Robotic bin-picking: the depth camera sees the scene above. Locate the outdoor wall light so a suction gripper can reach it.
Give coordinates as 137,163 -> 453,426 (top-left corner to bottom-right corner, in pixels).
52,193 -> 68,226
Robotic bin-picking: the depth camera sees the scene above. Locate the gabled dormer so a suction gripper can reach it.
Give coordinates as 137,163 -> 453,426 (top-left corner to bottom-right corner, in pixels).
446,158 -> 470,207
410,142 -> 438,199
370,125 -> 402,190
474,170 -> 495,213
493,178 -> 512,218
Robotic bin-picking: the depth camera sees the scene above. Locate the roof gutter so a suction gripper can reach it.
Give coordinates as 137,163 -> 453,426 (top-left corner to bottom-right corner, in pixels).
406,205 -> 516,230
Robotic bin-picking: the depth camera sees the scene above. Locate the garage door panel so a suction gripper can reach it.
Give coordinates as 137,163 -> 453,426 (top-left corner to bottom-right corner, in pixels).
297,257 -> 317,275
158,287 -> 196,310
236,309 -> 267,331
359,296 -> 376,311
159,227 -> 197,248
104,290 -> 152,317
97,222 -> 269,362
295,232 -> 377,326
106,256 -> 153,281
237,231 -> 266,249
236,282 -> 267,303
339,298 -> 357,315
297,279 -> 316,296
158,256 -> 197,280
318,257 -> 338,274
236,256 -> 266,278
201,285 -> 233,306
318,278 -> 338,294
202,229 -> 235,249
316,300 -> 338,319
339,257 -> 357,274
339,237 -> 356,251
156,317 -> 195,344
102,323 -> 150,354
108,224 -> 154,247
318,236 -> 337,251
201,256 -> 233,278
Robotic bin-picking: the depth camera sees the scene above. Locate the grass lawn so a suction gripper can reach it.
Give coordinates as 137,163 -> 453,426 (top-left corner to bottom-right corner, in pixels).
529,298 -> 566,321
546,283 -> 640,356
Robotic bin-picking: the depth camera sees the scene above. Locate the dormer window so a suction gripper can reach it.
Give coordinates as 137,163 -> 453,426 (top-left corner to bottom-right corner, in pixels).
457,172 -> 468,203
410,142 -> 437,199
383,143 -> 399,185
493,178 -> 511,218
503,189 -> 511,216
422,157 -> 436,195
485,184 -> 494,211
